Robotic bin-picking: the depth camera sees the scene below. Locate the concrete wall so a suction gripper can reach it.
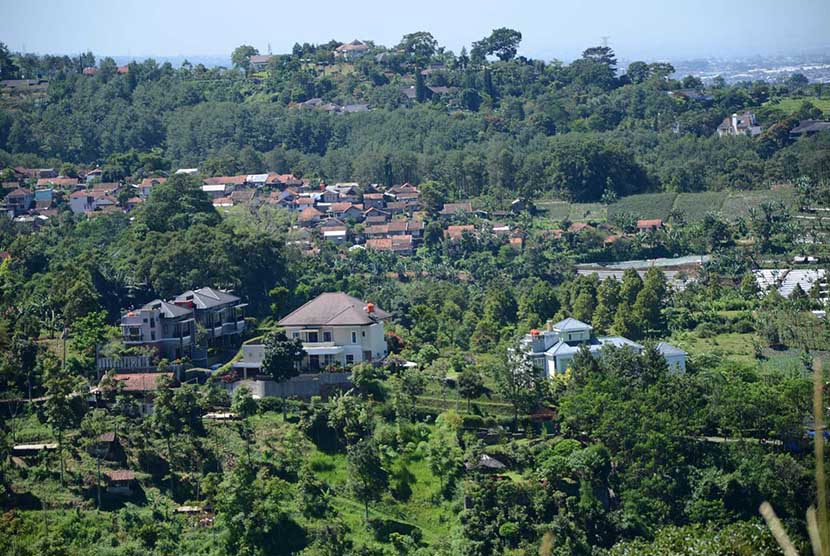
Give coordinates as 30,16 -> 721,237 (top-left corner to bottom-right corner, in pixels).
228,372 -> 352,400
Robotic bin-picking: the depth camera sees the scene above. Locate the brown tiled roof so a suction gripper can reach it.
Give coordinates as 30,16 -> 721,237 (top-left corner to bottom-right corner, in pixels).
109,373 -> 173,392
636,219 -> 663,228
203,175 -> 247,186
366,238 -> 393,250
440,202 -> 472,215
329,202 -> 357,213
140,177 -> 166,187
568,222 -> 593,233
296,197 -> 315,205
36,177 -> 79,187
299,207 -> 323,220
106,470 -> 135,481
6,188 -> 32,197
279,292 -> 389,326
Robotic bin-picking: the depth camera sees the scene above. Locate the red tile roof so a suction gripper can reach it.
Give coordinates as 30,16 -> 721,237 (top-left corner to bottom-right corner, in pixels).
106,470 -> 135,481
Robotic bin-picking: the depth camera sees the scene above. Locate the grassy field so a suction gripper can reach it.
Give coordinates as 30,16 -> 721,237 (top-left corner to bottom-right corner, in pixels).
536,187 -> 798,226
765,97 -> 830,116
608,193 -> 677,222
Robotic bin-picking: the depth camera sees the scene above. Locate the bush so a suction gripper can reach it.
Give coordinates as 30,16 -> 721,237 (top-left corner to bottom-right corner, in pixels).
368,518 -> 422,543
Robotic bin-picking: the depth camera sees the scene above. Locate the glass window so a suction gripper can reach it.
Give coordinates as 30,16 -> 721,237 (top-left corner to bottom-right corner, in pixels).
346,354 -> 354,364
292,331 -> 300,339
351,332 -> 357,343
323,331 -> 332,342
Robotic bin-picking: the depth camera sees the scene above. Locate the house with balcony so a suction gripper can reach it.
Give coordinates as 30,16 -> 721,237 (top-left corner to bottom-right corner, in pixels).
119,287 -> 246,364
172,287 -> 247,343
120,300 -> 196,361
520,317 -> 686,378
277,292 -> 390,371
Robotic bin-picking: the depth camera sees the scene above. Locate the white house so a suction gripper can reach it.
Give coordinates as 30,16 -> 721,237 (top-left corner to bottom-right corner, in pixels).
276,292 -> 389,371
520,317 -> 687,378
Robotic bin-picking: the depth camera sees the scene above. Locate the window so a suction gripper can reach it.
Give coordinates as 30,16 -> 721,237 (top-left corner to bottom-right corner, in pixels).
151,331 -> 156,341
292,331 -> 300,339
346,354 -> 354,364
307,331 -> 318,343
361,331 -> 365,337
150,318 -> 155,329
323,331 -> 332,342
351,331 -> 357,344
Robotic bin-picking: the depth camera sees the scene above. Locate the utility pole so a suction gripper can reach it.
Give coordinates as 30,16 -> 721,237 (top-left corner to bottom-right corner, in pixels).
61,327 -> 68,373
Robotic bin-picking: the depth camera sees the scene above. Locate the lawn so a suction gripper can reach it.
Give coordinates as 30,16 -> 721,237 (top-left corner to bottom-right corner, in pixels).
765,96 -> 830,116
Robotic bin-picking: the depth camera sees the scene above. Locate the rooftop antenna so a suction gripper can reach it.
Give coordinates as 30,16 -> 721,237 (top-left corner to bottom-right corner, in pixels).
601,36 -> 610,48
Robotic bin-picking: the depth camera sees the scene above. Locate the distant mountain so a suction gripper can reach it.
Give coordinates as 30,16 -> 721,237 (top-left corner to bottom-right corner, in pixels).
109,54 -> 231,68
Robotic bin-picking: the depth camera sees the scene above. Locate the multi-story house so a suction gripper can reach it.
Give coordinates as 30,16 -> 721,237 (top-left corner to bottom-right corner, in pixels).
520,317 -> 686,377
717,112 -> 762,137
120,287 -> 245,363
120,300 -> 196,361
172,287 -> 247,342
5,188 -> 34,214
277,292 -> 390,371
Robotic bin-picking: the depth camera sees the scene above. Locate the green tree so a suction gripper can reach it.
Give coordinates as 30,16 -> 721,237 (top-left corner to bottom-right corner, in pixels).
43,356 -> 84,485
231,45 -> 259,72
592,278 -> 621,333
347,439 -> 388,523
457,368 -> 485,411
138,173 -> 220,233
261,331 -> 305,415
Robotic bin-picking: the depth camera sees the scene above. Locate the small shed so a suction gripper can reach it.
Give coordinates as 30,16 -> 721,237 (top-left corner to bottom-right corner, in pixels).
465,454 -> 507,473
105,470 -> 136,496
12,442 -> 57,457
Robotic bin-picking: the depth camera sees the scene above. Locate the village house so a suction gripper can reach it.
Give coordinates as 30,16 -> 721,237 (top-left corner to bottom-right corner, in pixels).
439,202 -> 473,218
520,317 -> 686,377
137,177 -> 166,198
327,202 -> 363,221
334,39 -> 370,60
98,372 -> 176,416
717,112 -> 762,137
69,190 -> 118,214
299,207 -> 323,227
636,219 -> 663,233
36,176 -> 80,189
367,235 -> 414,255
445,224 -> 476,242
248,54 -> 274,72
364,207 -> 391,223
105,470 -> 136,496
362,193 -> 386,210
201,183 -> 234,199
5,188 -> 34,214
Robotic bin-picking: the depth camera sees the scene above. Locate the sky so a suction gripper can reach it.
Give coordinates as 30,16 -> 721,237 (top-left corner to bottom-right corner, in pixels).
1,0 -> 828,63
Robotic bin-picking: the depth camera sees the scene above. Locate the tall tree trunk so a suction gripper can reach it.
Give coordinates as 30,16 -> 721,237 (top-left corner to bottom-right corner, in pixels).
58,429 -> 64,485
167,437 -> 175,498
96,455 -> 102,509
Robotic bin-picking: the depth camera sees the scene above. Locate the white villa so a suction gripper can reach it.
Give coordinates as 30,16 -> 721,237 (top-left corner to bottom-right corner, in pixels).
520,317 -> 686,377
234,293 -> 389,375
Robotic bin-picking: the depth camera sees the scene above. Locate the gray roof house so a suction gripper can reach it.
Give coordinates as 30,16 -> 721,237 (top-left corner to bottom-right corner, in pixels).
521,317 -> 687,377
276,292 -> 390,371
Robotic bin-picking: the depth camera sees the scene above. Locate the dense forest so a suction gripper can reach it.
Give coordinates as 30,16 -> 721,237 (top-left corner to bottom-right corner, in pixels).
1,29 -> 830,556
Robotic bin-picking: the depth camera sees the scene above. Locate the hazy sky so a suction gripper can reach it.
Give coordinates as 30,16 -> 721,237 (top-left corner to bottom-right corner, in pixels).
1,0 -> 828,62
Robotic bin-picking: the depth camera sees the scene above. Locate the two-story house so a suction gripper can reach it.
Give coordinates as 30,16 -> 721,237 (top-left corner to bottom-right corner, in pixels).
120,300 -> 196,361
172,287 -> 247,342
277,292 -> 389,371
5,188 -> 34,214
520,317 -> 686,377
